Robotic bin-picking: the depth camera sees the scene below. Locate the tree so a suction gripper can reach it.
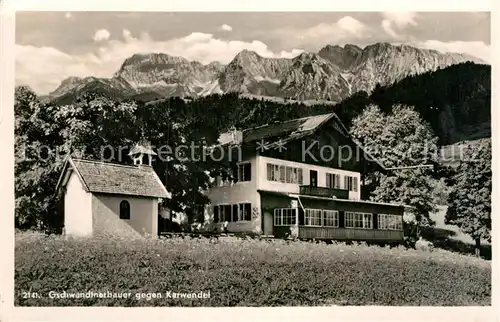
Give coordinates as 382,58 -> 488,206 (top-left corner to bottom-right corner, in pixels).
15,89 -> 138,230
14,85 -> 59,229
446,139 -> 491,256
135,97 -> 230,224
350,104 -> 439,232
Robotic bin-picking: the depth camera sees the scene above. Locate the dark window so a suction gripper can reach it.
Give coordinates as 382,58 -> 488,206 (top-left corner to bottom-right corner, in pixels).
223,205 -> 232,222
213,206 -> 219,223
238,163 -> 252,182
237,203 -> 252,221
231,165 -> 239,183
298,207 -> 305,225
310,170 -> 318,187
232,204 -> 239,222
120,200 -> 130,219
244,203 -> 252,221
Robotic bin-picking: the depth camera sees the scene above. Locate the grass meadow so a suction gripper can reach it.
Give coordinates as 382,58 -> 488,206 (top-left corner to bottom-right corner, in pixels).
15,231 -> 491,306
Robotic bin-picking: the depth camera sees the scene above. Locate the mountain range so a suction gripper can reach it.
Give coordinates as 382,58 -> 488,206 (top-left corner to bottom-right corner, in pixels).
46,42 -> 485,104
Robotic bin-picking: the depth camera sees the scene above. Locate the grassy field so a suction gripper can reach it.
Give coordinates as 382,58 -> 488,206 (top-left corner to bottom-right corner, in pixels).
15,232 -> 491,307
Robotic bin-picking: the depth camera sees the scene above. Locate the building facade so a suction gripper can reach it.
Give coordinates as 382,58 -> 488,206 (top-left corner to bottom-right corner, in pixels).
206,113 -> 405,243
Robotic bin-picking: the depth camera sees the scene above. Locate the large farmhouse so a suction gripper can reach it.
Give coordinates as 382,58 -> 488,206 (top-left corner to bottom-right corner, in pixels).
206,113 -> 405,243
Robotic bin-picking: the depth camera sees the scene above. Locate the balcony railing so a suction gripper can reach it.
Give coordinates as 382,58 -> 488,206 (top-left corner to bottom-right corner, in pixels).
299,185 -> 349,199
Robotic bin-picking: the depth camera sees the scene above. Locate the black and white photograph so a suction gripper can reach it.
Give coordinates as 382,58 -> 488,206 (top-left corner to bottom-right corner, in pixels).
0,2 -> 495,317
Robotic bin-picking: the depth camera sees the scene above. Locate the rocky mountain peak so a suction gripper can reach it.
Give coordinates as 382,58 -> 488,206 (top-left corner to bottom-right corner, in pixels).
318,44 -> 362,70
344,44 -> 362,52
61,76 -> 82,84
219,50 -> 292,94
231,49 -> 262,66
112,52 -> 221,95
49,76 -> 86,96
295,52 -> 320,61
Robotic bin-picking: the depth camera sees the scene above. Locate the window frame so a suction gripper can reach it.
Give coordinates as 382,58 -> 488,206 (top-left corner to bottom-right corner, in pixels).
326,173 -> 334,189
213,203 -> 252,223
266,163 -> 303,184
345,211 -> 372,229
237,162 -> 252,182
378,214 -> 403,230
335,174 -> 341,189
238,202 -> 252,222
323,210 -> 339,227
304,208 -> 323,227
326,173 -> 341,189
274,208 -> 297,226
344,175 -> 359,192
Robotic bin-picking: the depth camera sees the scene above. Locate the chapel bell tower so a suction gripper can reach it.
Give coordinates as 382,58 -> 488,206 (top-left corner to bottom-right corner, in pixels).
128,140 -> 157,166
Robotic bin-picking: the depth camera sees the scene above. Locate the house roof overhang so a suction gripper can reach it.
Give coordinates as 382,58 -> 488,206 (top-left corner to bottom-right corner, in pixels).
291,193 -> 407,209
258,189 -> 408,209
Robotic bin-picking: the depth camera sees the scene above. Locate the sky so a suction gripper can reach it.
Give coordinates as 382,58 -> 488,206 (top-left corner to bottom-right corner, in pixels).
15,11 -> 490,94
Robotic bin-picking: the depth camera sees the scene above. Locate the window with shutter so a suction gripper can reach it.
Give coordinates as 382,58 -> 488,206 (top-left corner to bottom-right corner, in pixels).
279,166 -> 286,183
335,174 -> 340,188
326,173 -> 333,188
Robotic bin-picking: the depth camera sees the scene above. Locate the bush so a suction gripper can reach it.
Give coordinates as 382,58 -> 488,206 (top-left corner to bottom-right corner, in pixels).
15,234 -> 491,306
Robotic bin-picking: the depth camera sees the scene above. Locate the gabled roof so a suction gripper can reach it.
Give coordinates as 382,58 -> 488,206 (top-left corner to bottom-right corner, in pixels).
221,113 -> 387,171
242,113 -> 336,144
56,157 -> 170,199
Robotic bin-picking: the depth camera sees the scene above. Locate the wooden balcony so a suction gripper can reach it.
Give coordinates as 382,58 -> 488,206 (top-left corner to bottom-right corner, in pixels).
298,226 -> 403,242
273,225 -> 403,242
299,185 -> 349,199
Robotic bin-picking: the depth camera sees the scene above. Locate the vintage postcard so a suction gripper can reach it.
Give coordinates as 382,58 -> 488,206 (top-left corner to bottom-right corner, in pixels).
0,0 -> 497,321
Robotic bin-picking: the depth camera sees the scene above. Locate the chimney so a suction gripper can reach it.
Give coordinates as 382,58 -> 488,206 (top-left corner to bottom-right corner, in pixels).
228,126 -> 242,145
217,127 -> 243,145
